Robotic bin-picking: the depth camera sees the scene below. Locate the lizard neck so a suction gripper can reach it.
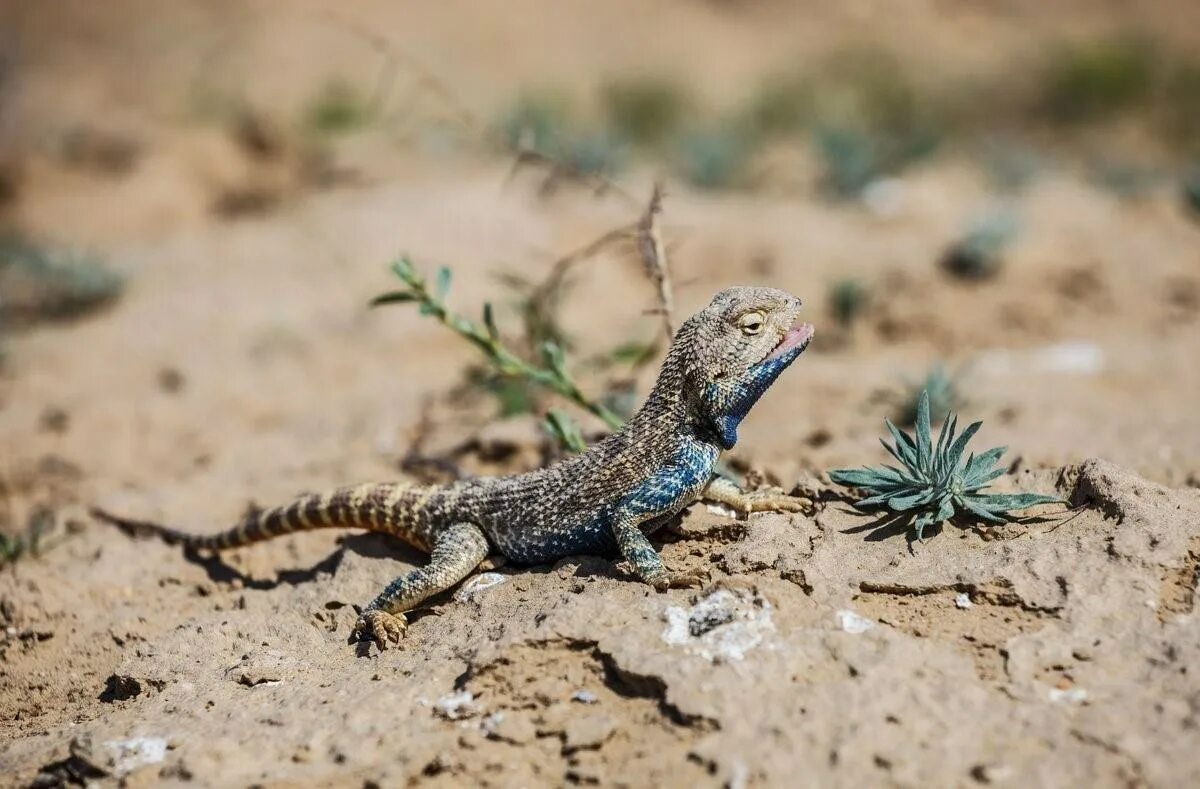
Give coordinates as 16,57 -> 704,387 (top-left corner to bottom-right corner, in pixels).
619,317 -> 710,447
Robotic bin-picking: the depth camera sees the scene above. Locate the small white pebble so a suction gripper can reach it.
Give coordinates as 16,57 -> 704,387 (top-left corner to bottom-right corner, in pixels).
706,502 -> 739,519
571,690 -> 598,704
433,690 -> 479,720
104,737 -> 168,775
836,609 -> 874,634
481,712 -> 505,736
954,593 -> 973,609
454,572 -> 507,603
1048,687 -> 1088,704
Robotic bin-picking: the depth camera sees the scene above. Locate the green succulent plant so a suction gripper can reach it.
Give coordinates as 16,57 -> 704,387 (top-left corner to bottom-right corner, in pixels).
941,208 -> 1020,281
830,391 -> 1060,541
829,278 -> 870,330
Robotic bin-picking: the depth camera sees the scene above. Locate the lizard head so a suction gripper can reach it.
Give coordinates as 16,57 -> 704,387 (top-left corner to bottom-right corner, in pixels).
683,286 -> 813,450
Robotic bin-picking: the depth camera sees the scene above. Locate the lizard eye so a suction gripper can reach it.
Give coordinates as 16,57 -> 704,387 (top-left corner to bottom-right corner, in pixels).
738,311 -> 765,335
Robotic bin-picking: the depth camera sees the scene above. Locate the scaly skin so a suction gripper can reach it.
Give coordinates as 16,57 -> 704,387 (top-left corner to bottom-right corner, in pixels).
92,286 -> 814,650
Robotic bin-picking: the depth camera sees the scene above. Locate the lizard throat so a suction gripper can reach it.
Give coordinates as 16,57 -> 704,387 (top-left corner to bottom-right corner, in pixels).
701,321 -> 814,449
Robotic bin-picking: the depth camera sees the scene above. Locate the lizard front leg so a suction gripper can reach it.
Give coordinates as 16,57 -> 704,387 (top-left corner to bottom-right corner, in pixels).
702,476 -> 810,517
612,513 -> 707,591
350,522 -> 489,650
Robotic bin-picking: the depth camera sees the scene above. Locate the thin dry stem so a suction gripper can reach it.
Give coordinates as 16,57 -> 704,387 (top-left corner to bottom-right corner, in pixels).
637,181 -> 676,340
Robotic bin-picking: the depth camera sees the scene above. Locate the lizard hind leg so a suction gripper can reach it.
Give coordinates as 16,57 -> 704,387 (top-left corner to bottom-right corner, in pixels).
350,522 -> 489,651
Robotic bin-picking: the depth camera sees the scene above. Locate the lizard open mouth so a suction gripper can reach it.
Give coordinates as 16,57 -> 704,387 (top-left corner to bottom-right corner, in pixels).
765,321 -> 815,362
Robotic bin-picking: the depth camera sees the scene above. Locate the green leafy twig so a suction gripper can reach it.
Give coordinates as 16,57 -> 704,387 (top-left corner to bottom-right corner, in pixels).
372,257 -> 624,432
543,409 -> 588,453
830,390 -> 1061,542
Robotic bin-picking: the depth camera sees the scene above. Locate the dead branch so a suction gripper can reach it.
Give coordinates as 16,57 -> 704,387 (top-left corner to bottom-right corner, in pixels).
636,181 -> 676,340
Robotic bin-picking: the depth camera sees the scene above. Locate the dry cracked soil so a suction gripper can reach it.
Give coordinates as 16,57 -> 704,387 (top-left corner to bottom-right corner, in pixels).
3,1 -> 1200,787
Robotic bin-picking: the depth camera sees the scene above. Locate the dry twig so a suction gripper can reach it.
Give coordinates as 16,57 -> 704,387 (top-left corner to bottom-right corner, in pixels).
636,181 -> 676,339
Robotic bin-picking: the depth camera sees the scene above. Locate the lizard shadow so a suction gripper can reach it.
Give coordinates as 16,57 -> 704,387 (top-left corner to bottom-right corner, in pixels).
180,531 -> 429,590
339,531 -> 428,563
181,544 -> 346,590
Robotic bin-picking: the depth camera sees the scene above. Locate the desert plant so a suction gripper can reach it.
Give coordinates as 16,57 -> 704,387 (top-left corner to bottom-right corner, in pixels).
305,80 -> 373,135
0,234 -> 123,327
558,132 -> 626,179
0,509 -> 56,568
830,391 -> 1060,541
601,77 -> 690,147
499,92 -> 573,154
674,127 -> 750,190
743,74 -> 812,138
940,208 -> 1020,281
371,257 -> 623,447
828,278 -> 870,330
1039,37 -> 1155,125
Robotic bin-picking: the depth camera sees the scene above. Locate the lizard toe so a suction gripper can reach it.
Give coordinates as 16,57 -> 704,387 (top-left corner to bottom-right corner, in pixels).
350,610 -> 408,651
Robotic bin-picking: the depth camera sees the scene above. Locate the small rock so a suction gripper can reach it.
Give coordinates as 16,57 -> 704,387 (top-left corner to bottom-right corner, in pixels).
102,674 -> 145,702
434,690 -> 480,720
1048,687 -> 1088,704
954,593 -> 973,610
662,588 -> 775,662
104,737 -> 168,776
836,609 -> 874,634
570,689 -> 599,704
454,572 -> 507,603
706,502 -> 739,519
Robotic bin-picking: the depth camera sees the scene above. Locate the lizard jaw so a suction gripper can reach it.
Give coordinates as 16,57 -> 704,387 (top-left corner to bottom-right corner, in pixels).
765,321 -> 815,363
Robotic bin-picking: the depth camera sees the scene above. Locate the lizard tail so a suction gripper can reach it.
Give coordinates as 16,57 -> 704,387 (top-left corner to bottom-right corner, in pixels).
91,482 -> 432,552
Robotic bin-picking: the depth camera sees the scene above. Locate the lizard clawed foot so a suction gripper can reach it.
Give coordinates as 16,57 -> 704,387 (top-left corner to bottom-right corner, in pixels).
649,568 -> 709,592
349,610 -> 407,651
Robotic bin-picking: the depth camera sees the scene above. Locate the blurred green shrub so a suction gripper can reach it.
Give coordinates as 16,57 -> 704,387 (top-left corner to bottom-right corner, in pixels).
828,278 -> 870,330
1039,37 -> 1155,125
674,127 -> 751,190
305,80 -> 373,134
0,234 -> 124,327
601,77 -> 691,147
500,91 -> 573,154
743,75 -> 812,138
941,208 -> 1020,281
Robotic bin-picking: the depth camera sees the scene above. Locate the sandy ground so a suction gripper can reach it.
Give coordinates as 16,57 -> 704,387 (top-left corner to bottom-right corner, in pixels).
3,1 -> 1200,787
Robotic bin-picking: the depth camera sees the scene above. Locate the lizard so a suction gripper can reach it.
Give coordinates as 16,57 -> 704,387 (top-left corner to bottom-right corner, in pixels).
92,286 -> 814,650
